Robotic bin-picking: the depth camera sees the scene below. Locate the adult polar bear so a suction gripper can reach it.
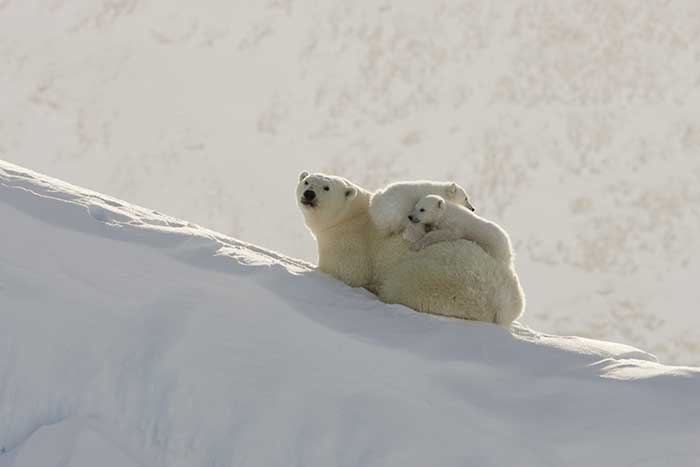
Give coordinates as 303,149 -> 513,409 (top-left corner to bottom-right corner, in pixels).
296,171 -> 524,325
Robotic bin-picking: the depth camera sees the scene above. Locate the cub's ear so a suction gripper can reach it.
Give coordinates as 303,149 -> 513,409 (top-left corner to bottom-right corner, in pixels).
447,182 -> 458,194
437,198 -> 445,209
345,186 -> 357,200
299,171 -> 310,181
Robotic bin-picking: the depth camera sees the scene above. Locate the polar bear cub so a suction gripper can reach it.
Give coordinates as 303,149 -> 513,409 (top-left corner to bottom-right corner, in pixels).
369,180 -> 475,236
405,194 -> 514,267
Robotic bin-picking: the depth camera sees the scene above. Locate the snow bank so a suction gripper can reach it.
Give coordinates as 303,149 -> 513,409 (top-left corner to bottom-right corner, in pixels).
0,417 -> 141,467
1,160 -> 699,467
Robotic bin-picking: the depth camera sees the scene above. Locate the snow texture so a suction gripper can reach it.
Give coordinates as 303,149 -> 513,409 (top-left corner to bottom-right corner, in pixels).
1,161 -> 700,466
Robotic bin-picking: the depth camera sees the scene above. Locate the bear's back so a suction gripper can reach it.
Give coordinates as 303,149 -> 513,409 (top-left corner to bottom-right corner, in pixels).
370,230 -> 524,324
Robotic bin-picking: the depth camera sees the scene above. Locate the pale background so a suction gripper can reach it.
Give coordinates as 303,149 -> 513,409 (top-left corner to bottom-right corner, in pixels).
1,0 -> 699,365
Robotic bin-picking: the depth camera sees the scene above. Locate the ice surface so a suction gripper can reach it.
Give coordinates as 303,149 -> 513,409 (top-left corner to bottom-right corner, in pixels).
1,160 -> 699,467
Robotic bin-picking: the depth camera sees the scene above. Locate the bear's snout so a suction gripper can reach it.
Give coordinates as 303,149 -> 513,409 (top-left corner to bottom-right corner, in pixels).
408,215 -> 418,223
303,190 -> 316,201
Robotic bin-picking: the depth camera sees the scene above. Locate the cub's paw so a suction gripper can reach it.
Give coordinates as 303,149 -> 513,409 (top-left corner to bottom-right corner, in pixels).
409,241 -> 425,252
402,224 -> 424,243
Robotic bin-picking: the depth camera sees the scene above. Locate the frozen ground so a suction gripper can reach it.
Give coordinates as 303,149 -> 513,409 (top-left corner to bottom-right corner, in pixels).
1,161 -> 699,466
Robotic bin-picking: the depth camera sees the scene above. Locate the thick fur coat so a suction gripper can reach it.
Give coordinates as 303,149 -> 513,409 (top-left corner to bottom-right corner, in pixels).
368,180 -> 475,236
405,194 -> 514,267
297,172 -> 524,326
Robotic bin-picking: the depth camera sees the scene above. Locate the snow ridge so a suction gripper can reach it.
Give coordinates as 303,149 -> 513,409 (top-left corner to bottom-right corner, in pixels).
1,160 -> 699,467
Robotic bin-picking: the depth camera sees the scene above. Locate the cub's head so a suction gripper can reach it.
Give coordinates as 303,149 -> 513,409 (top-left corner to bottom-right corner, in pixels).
297,171 -> 359,232
445,182 -> 475,212
408,195 -> 446,226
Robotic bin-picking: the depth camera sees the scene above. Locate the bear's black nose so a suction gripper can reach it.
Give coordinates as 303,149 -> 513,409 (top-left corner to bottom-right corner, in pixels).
303,190 -> 316,201
408,215 -> 416,223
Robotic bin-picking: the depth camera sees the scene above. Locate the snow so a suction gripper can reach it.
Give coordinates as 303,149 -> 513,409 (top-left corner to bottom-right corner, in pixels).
0,418 -> 142,467
1,160 -> 699,466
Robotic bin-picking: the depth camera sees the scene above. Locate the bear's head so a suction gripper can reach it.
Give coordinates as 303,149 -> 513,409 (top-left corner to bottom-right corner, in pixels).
445,182 -> 475,212
297,171 -> 359,232
408,194 -> 446,226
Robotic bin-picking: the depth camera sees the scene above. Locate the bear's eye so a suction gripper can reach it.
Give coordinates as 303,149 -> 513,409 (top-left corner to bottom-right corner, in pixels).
420,208 -> 425,212
304,181 -> 308,186
323,186 -> 329,191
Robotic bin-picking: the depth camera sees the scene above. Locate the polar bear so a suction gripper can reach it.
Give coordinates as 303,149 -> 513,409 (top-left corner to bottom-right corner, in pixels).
369,180 -> 475,237
297,171 -> 524,326
405,194 -> 514,267
296,171 -> 372,287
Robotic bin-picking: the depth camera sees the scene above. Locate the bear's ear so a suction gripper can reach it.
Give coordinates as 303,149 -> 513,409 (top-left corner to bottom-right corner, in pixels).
299,171 -> 309,181
345,186 -> 357,201
437,198 -> 444,209
447,182 -> 457,194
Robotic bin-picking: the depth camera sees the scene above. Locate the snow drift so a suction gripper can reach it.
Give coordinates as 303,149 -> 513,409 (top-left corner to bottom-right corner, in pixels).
1,160 -> 699,467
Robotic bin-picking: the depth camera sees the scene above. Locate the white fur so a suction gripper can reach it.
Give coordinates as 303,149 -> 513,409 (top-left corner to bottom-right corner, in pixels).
297,172 -> 524,327
406,195 -> 514,267
296,171 -> 370,287
369,180 -> 475,236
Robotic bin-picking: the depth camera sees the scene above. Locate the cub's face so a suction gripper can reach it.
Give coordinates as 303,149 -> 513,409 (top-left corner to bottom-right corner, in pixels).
446,183 -> 475,212
297,171 -> 358,232
408,195 -> 445,226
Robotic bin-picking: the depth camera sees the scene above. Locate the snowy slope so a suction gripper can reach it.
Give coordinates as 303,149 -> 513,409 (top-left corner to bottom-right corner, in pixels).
1,161 -> 699,467
2,1 -> 700,365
